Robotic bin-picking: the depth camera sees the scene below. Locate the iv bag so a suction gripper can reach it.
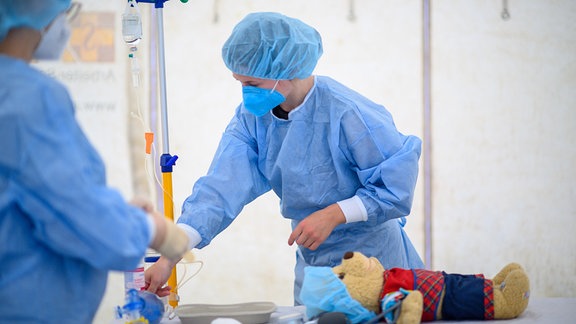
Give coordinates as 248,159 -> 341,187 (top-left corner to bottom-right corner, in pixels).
122,0 -> 142,46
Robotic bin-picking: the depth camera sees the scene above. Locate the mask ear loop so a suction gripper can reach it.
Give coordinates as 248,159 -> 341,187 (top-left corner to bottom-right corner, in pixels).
270,79 -> 280,93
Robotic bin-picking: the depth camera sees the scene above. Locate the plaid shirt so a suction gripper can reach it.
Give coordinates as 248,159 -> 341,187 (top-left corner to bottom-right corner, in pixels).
379,268 -> 494,321
380,268 -> 444,321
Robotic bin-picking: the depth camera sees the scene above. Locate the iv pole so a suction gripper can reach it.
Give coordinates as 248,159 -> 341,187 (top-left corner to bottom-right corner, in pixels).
135,0 -> 185,308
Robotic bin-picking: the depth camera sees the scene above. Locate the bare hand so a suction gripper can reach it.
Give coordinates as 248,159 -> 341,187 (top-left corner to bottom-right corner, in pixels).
288,203 -> 346,250
144,256 -> 177,297
129,196 -> 155,213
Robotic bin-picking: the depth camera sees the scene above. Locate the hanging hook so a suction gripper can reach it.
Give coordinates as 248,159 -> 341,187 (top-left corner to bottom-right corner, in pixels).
213,0 -> 220,24
501,0 -> 511,20
347,0 -> 356,22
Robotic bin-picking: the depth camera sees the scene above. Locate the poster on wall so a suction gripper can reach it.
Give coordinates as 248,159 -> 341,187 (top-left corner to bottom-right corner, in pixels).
34,3 -> 135,196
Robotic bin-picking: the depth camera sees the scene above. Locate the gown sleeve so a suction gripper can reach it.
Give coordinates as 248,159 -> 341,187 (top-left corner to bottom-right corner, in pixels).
178,106 -> 271,248
12,79 -> 150,270
338,106 -> 421,225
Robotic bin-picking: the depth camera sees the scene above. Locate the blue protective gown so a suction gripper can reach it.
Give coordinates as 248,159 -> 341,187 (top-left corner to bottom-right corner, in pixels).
179,76 -> 424,303
0,55 -> 151,323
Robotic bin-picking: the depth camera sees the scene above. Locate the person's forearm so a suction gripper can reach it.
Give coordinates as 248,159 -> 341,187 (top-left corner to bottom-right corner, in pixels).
160,255 -> 180,268
326,203 -> 346,226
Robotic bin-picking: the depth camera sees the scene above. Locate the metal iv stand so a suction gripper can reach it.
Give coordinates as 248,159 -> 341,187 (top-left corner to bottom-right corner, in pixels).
133,0 -> 188,308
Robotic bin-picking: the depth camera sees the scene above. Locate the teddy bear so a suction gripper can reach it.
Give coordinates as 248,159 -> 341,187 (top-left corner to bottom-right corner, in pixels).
303,251 -> 530,324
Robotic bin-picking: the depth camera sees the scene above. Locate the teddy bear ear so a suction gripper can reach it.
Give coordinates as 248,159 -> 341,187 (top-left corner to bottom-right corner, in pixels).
343,251 -> 354,260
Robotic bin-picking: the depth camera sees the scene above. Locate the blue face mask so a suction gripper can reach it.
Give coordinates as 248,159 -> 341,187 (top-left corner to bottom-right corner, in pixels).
242,80 -> 286,117
33,13 -> 71,61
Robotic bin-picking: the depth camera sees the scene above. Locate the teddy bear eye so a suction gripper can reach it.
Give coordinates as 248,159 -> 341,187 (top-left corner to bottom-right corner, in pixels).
338,272 -> 345,280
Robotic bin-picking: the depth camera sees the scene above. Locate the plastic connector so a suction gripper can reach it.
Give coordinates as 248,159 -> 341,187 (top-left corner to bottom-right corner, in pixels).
160,154 -> 178,172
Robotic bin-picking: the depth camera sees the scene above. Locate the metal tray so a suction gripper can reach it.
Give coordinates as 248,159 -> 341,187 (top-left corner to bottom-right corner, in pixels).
175,301 -> 276,324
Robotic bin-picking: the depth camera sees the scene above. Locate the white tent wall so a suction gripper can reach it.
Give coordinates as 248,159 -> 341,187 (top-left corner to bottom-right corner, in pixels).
431,1 -> 576,296
34,0 -> 574,322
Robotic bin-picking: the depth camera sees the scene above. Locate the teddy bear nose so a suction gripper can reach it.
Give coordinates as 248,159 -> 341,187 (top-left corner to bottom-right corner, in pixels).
343,251 -> 354,259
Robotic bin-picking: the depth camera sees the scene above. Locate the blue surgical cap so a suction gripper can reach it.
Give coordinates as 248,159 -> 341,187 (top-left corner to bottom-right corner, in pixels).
0,0 -> 71,42
222,12 -> 323,80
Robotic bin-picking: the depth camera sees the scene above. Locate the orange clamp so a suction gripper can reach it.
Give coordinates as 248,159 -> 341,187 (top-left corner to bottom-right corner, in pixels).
145,132 -> 154,154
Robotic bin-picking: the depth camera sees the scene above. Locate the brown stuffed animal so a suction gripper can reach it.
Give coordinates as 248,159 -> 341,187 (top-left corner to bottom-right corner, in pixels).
331,251 -> 530,323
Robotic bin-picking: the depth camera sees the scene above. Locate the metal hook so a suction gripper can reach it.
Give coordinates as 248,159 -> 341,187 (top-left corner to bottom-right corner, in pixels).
501,0 -> 511,20
347,0 -> 356,22
213,0 -> 220,24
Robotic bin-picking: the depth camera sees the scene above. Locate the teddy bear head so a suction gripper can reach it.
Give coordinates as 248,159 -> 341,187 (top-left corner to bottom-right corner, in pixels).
331,251 -> 385,313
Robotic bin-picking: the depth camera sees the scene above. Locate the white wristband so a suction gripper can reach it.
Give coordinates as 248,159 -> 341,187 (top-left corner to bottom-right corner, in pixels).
178,223 -> 202,250
336,196 -> 368,223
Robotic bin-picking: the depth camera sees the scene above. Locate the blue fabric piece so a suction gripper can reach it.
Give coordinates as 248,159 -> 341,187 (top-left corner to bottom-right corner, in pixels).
121,290 -> 165,324
0,0 -> 71,42
222,12 -> 323,80
293,219 -> 423,305
442,272 -> 486,320
179,75 -> 424,301
0,55 -> 151,323
300,267 -> 376,324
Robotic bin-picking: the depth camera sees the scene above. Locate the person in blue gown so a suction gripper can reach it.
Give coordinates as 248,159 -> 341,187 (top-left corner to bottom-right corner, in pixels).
0,1 -> 189,322
146,12 -> 424,304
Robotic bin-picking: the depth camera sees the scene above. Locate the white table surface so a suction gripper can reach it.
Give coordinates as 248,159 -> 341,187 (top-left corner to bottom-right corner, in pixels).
113,298 -> 575,324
